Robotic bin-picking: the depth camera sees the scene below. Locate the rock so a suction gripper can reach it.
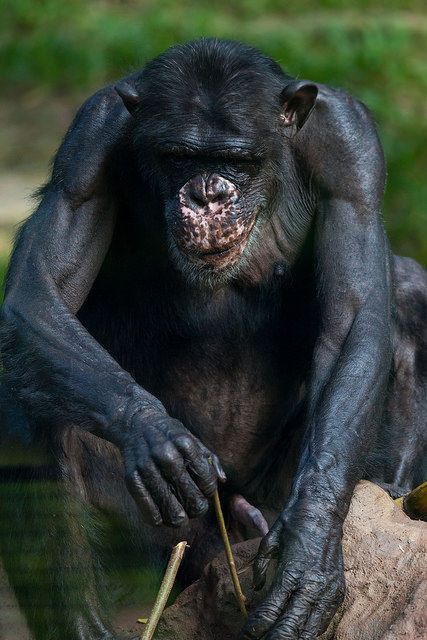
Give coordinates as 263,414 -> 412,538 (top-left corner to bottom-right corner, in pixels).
156,481 -> 427,640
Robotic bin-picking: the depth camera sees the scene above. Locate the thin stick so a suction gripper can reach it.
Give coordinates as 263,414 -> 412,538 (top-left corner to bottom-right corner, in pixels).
141,540 -> 188,640
213,489 -> 248,617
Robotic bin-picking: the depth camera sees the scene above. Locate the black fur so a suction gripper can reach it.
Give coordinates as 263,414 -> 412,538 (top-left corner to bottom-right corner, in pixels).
0,39 -> 426,640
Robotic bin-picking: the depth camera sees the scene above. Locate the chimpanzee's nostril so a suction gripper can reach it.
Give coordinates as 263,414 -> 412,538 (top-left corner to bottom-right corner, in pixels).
186,174 -> 236,208
188,175 -> 209,207
206,174 -> 229,203
189,190 -> 209,207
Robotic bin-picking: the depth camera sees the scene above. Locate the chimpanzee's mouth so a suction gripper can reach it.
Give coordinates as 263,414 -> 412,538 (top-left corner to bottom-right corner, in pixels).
193,244 -> 237,257
172,201 -> 261,270
183,232 -> 251,268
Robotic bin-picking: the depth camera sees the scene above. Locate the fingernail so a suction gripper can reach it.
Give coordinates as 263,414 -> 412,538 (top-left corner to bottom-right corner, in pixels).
195,500 -> 209,516
213,459 -> 227,482
172,511 -> 187,526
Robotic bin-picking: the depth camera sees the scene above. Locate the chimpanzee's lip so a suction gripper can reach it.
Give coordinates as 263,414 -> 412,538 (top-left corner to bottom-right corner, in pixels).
175,206 -> 261,268
184,234 -> 250,267
192,244 -> 237,257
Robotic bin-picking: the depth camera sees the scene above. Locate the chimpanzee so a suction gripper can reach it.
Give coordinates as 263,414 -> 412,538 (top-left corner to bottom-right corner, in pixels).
0,38 -> 426,640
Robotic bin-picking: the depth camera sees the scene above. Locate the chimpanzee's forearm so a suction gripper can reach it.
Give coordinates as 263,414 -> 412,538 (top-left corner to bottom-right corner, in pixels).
0,285 -> 164,439
289,303 -> 392,518
0,195 -> 164,441
0,85 -> 166,441
287,198 -> 392,519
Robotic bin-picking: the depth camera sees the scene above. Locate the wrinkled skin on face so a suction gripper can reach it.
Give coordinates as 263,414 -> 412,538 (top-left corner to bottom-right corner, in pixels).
171,173 -> 258,269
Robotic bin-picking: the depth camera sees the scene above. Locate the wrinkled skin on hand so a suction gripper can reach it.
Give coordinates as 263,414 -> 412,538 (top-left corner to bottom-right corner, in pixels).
241,508 -> 345,640
119,408 -> 226,527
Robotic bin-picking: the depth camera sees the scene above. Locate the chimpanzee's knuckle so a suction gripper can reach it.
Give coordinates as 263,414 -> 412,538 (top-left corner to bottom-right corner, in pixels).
277,568 -> 301,591
254,603 -> 281,626
301,580 -> 321,600
194,499 -> 209,516
299,631 -> 316,640
174,433 -> 195,453
163,510 -> 188,528
305,573 -> 327,594
268,619 -> 300,640
151,442 -> 180,469
185,495 -> 209,518
155,416 -> 184,438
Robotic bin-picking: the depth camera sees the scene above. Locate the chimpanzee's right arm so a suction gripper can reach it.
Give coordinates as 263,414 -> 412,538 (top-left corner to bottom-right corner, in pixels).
0,84 -> 223,526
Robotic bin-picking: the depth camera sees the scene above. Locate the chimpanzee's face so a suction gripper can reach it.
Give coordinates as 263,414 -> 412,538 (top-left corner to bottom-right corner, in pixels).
131,43 -> 286,280
155,146 -> 268,271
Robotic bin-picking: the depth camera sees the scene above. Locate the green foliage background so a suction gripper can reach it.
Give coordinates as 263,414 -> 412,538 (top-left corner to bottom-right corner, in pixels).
1,0 -> 426,264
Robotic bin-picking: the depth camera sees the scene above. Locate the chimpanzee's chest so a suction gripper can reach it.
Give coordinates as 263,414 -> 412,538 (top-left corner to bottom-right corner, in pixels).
134,284 -> 311,484
153,335 -> 301,481
80,266 -> 314,484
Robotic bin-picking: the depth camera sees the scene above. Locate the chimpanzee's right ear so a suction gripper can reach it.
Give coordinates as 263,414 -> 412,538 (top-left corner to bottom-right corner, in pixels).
280,81 -> 318,132
115,81 -> 143,115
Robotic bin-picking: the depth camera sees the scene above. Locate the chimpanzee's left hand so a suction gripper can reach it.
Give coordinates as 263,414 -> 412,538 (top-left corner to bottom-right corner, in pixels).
240,507 -> 345,640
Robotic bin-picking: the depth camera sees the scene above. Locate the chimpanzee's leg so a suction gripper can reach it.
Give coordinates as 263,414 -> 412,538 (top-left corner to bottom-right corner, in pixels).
0,387 -> 235,640
367,256 -> 427,497
0,397 -> 119,639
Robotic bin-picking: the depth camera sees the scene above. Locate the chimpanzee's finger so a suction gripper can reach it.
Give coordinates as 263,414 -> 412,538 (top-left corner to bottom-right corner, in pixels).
141,425 -> 207,517
171,470 -> 210,518
239,576 -> 293,639
173,434 -> 218,496
137,460 -> 188,527
264,587 -> 316,640
150,441 -> 210,518
125,471 -> 162,526
299,599 -> 336,640
252,523 -> 281,590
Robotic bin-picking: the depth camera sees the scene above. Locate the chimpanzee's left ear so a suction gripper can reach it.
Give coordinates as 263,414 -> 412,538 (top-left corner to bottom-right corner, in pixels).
115,81 -> 143,115
280,81 -> 318,131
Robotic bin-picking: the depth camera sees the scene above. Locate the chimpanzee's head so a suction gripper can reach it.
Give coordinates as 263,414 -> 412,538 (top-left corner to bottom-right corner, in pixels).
117,39 -> 317,283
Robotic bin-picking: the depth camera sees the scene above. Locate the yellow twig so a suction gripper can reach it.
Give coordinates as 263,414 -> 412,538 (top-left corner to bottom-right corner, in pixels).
141,540 -> 188,640
213,489 -> 248,617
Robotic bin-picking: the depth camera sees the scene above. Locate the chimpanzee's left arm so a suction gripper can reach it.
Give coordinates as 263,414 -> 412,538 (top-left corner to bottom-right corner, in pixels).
242,85 -> 392,640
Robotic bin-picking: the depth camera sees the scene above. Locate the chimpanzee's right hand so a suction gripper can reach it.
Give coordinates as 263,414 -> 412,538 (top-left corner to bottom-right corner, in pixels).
119,408 -> 226,527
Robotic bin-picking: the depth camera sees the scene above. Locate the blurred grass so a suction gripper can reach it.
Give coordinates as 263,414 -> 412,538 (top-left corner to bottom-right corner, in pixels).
0,0 -> 426,264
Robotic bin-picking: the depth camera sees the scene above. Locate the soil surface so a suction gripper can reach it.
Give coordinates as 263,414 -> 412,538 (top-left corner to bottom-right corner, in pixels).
157,481 -> 427,640
1,482 -> 426,639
